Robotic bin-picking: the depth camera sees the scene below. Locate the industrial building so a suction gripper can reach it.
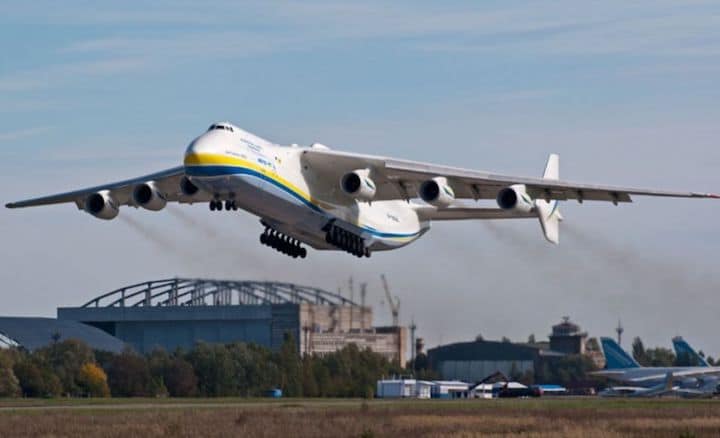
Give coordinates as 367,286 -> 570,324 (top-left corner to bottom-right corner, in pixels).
428,340 -> 559,382
549,316 -> 588,354
55,278 -> 406,363
427,317 -> 599,383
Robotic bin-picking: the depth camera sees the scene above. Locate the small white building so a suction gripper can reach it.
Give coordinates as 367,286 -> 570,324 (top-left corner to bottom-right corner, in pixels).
376,379 -> 433,399
431,381 -> 471,399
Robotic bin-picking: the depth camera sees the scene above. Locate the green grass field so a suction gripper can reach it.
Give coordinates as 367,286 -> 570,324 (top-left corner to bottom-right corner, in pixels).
1,397 -> 719,437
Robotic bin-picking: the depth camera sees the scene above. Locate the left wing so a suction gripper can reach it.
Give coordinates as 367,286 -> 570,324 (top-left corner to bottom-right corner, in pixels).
301,148 -> 719,203
6,166 -> 210,212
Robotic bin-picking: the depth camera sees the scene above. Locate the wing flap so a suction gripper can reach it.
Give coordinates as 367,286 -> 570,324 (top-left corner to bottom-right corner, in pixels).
416,207 -> 535,221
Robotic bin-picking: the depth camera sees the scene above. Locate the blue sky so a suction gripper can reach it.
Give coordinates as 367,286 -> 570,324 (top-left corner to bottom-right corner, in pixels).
2,1 -> 720,355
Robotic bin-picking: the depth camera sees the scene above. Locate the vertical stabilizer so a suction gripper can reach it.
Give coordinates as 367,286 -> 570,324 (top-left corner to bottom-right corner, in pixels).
543,153 -> 559,180
601,337 -> 641,369
535,154 -> 561,244
672,336 -> 709,367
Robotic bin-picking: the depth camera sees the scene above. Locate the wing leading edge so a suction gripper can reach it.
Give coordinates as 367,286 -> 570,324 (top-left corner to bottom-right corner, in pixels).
5,166 -> 206,210
302,148 -> 719,204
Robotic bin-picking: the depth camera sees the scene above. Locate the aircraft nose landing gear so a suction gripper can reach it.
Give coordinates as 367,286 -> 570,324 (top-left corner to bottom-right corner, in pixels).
260,228 -> 307,259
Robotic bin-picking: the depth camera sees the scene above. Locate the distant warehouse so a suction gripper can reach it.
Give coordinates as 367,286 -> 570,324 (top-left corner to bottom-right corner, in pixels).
428,339 -> 564,383
57,278 -> 407,363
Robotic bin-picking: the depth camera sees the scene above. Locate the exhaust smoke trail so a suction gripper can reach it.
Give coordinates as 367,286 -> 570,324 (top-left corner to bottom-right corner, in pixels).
119,215 -> 179,252
167,206 -> 218,239
561,222 -> 719,306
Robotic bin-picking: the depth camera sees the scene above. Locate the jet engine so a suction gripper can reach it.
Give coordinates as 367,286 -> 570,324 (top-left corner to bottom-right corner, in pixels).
84,190 -> 119,220
419,177 -> 455,208
132,181 -> 167,211
496,184 -> 534,213
340,169 -> 376,201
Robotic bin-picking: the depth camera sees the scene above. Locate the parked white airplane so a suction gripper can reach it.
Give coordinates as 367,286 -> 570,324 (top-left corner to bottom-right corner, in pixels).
595,337 -> 720,398
6,122 -> 718,258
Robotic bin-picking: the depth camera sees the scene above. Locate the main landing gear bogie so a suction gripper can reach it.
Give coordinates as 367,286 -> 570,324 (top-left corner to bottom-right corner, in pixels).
209,199 -> 238,211
325,224 -> 370,258
261,228 -> 307,259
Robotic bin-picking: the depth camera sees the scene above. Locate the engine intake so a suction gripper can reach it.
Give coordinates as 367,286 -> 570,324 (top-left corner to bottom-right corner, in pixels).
340,169 -> 376,201
133,181 -> 167,211
496,184 -> 534,213
419,177 -> 455,208
84,191 -> 119,220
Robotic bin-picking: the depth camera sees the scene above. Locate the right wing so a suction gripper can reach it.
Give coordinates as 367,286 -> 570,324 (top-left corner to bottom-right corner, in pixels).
301,148 -> 719,203
6,166 -> 210,210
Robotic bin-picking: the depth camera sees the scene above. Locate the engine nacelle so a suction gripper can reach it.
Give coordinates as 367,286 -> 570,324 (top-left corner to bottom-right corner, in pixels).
419,177 -> 455,208
133,181 -> 167,211
340,169 -> 376,201
496,184 -> 534,213
84,190 -> 119,220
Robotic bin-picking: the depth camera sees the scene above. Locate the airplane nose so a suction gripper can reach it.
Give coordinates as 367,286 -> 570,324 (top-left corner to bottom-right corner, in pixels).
184,137 -> 215,167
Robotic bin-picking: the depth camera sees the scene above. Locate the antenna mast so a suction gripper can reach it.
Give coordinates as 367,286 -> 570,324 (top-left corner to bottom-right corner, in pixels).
616,319 -> 624,346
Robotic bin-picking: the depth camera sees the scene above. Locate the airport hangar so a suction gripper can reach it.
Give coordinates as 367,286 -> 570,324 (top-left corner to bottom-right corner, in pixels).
0,278 -> 407,363
427,317 -> 602,383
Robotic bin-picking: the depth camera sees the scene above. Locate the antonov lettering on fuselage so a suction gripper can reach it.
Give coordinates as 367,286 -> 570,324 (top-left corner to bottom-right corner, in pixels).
6,122 -> 719,259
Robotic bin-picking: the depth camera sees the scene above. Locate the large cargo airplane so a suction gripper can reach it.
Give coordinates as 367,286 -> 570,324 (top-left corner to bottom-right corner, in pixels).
6,122 -> 718,258
595,337 -> 720,397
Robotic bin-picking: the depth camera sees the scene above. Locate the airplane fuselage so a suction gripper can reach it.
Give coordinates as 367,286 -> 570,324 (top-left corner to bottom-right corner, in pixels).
595,367 -> 720,388
183,124 -> 428,256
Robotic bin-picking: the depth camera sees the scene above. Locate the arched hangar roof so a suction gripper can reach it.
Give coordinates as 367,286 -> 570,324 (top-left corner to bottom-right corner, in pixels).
81,278 -> 359,308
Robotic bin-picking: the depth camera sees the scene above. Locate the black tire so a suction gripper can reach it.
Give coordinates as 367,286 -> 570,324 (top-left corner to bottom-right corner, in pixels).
260,234 -> 267,245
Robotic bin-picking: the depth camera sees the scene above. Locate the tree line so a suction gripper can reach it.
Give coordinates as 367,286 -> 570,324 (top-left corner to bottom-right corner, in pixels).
631,337 -> 715,367
0,334 -> 401,398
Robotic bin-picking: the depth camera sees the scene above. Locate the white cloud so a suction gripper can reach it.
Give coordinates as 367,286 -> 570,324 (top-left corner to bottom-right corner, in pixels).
0,58 -> 146,92
0,126 -> 51,141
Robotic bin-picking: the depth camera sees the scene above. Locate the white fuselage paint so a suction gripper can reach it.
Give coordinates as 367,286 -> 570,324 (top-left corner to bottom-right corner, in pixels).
183,125 -> 429,252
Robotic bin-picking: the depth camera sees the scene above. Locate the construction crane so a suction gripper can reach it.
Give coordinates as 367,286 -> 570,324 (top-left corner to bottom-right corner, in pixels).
380,274 -> 400,327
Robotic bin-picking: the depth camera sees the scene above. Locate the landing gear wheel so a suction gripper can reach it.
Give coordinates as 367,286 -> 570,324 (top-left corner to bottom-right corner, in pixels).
259,227 -> 308,260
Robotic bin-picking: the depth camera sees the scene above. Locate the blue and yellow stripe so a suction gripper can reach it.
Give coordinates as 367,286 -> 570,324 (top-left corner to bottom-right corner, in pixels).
184,153 -> 420,241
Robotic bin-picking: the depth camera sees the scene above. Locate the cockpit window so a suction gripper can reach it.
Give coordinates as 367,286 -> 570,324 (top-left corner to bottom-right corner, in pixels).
207,124 -> 234,132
